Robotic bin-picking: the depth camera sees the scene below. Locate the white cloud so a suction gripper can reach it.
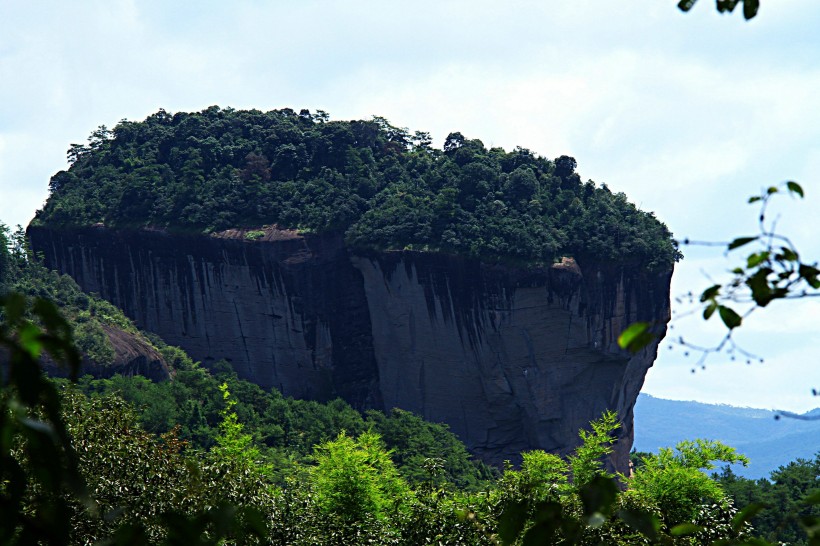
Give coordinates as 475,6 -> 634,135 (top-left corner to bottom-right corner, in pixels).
1,0 -> 819,410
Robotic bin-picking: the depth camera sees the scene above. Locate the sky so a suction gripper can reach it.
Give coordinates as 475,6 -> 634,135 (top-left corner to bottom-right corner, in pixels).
1,0 -> 818,412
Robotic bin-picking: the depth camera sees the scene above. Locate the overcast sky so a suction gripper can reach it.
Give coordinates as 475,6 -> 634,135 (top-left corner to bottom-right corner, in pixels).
1,0 -> 818,412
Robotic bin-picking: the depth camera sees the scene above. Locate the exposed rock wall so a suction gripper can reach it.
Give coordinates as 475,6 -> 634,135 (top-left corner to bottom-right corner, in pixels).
41,325 -> 172,382
28,226 -> 671,470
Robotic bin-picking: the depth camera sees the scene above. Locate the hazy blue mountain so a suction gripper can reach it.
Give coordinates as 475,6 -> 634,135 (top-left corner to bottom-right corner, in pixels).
633,394 -> 820,478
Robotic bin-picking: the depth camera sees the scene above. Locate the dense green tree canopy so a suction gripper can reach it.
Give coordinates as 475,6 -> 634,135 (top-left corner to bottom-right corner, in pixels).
34,107 -> 680,270
717,454 -> 820,546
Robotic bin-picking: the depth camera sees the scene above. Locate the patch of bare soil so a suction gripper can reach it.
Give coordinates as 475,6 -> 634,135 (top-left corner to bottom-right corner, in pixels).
211,225 -> 302,242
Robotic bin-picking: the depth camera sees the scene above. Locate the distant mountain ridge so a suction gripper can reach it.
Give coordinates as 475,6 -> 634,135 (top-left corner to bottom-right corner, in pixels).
633,394 -> 819,479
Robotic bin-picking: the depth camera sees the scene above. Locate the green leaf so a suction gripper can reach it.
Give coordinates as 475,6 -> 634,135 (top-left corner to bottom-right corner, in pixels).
718,305 -> 742,329
728,236 -> 757,250
786,181 -> 804,198
748,195 -> 762,203
579,475 -> 619,522
17,322 -> 43,359
799,264 -> 820,289
804,490 -> 820,505
521,502 -> 564,546
670,523 -> 703,536
521,525 -> 555,546
700,284 -> 721,302
102,522 -> 149,546
747,251 -> 770,268
703,301 -> 718,320
716,0 -> 739,13
767,186 -> 778,194
2,293 -> 26,324
20,417 -> 57,439
677,0 -> 697,12
799,515 -> 820,544
586,512 -> 606,528
618,322 -> 653,353
746,268 -> 774,306
743,0 -> 759,19
33,298 -> 71,336
779,247 -> 799,262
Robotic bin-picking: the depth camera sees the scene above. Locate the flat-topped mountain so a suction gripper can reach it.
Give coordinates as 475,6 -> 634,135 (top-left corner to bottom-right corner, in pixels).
28,107 -> 678,470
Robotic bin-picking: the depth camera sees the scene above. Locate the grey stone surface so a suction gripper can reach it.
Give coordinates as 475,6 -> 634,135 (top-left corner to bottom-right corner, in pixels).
28,226 -> 671,471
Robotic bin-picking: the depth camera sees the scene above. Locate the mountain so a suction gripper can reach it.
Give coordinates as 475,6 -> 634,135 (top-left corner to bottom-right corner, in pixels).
633,393 -> 820,478
26,107 -> 680,471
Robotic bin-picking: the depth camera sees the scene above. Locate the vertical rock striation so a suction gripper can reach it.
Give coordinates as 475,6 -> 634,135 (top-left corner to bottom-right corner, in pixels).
28,225 -> 670,470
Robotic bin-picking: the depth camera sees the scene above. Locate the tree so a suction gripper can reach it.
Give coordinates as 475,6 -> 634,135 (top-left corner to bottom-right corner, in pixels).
0,294 -> 267,545
33,106 -> 679,271
628,440 -> 749,528
0,222 -> 10,292
553,155 -> 577,180
569,410 -> 620,487
493,412 -> 660,546
210,382 -> 261,466
717,455 -> 820,545
310,430 -> 412,524
443,131 -> 466,152
505,166 -> 539,202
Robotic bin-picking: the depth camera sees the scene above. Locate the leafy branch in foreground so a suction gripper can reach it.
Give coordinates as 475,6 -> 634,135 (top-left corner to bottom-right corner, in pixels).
0,293 -> 86,544
677,0 -> 760,20
677,182 -> 818,363
0,294 -> 266,545
619,182 -> 819,406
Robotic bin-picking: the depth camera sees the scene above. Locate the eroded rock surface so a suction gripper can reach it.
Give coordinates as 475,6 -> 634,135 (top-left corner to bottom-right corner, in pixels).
34,324 -> 171,382
28,226 -> 671,470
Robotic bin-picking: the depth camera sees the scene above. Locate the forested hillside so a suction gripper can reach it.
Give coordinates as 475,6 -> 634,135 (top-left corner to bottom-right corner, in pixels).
33,107 -> 680,270
3,222 -> 817,544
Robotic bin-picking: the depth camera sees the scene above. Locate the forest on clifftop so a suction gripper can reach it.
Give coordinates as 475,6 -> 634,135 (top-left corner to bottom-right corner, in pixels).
33,107 -> 680,270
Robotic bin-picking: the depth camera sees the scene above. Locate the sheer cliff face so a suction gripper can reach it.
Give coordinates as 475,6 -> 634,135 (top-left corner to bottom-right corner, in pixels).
29,226 -> 671,469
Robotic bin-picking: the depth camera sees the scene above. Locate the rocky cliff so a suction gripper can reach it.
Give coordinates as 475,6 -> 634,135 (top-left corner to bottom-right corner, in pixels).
28,225 -> 671,470
41,324 -> 172,382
